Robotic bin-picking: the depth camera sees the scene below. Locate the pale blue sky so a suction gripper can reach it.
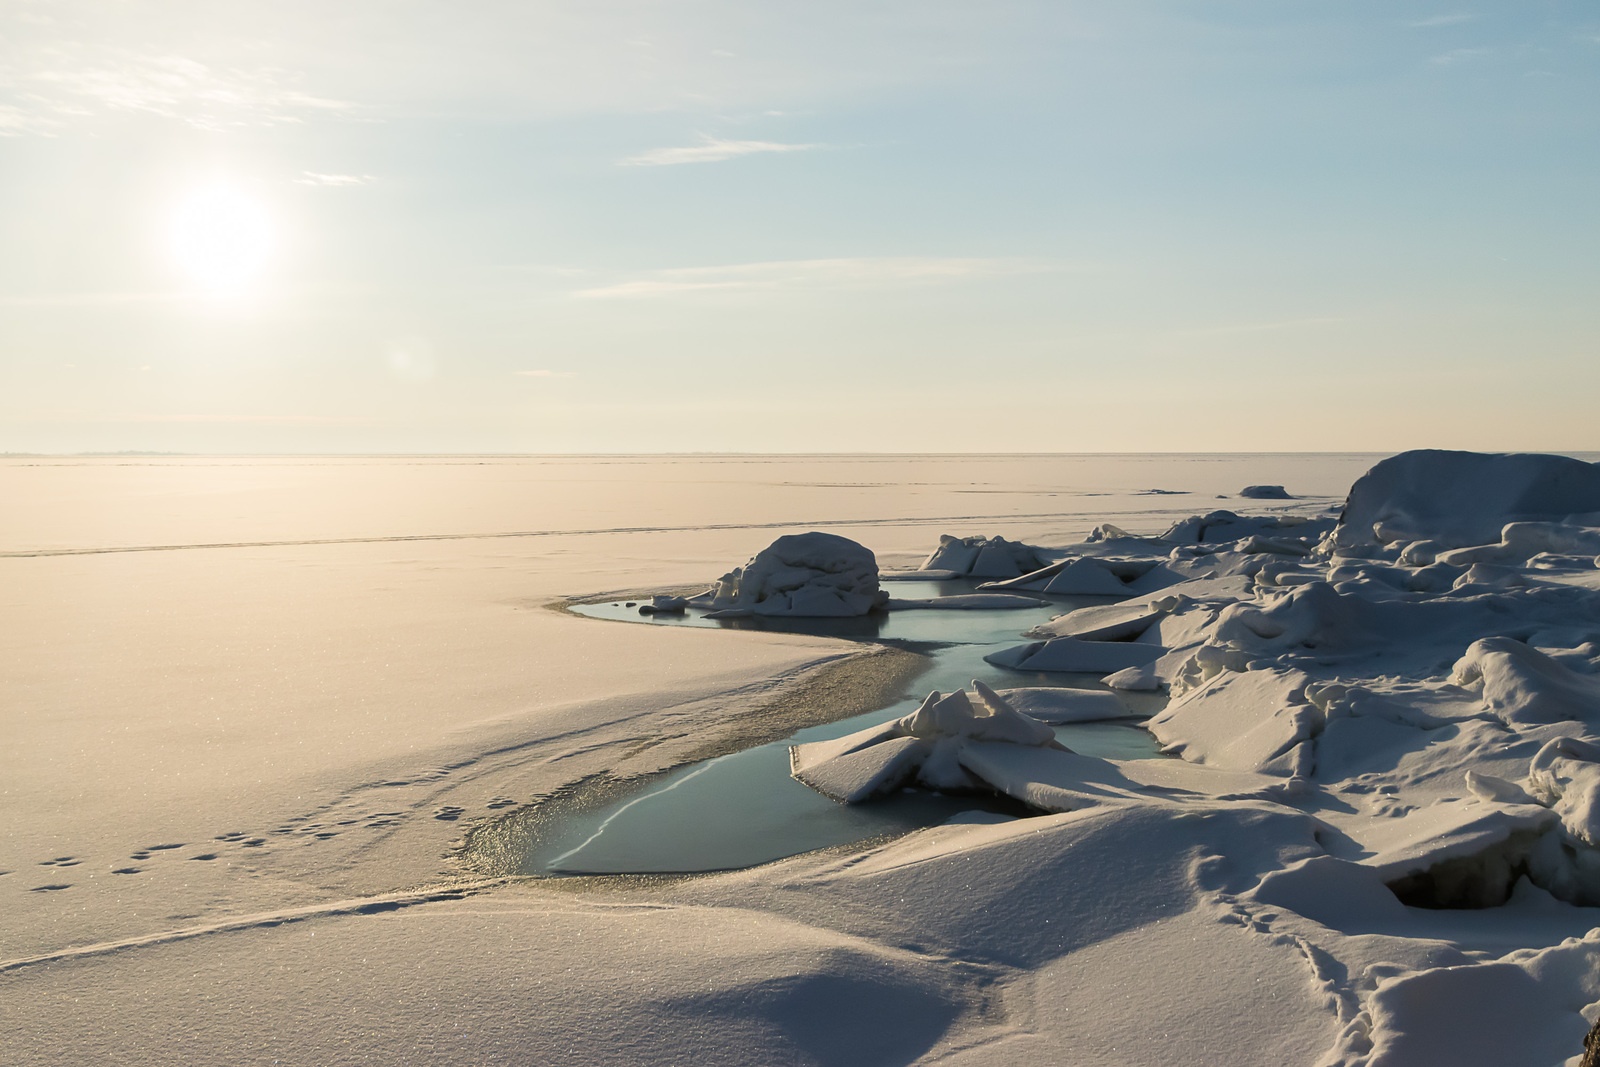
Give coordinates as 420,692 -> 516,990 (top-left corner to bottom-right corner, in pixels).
3,1 -> 1597,452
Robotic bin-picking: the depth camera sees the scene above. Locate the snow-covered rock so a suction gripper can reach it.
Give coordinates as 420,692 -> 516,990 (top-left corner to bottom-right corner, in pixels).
695,532 -> 888,617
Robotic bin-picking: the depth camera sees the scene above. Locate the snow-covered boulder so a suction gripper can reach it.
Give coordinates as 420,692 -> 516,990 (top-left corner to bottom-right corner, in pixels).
790,682 -> 1062,802
696,532 -> 888,617
1335,449 -> 1600,550
920,534 -> 1048,579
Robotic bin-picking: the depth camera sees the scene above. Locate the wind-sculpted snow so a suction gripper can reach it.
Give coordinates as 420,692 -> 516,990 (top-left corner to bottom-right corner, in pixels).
779,453 -> 1600,1063
692,531 -> 888,617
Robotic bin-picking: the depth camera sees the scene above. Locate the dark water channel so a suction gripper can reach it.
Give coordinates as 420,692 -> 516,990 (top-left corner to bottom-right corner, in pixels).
479,580 -> 1167,876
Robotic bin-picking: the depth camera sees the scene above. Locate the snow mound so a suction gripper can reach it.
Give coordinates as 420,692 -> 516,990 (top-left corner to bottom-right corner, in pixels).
1451,637 -> 1600,726
1335,449 -> 1600,549
790,682 -> 1060,801
919,534 -> 1048,579
696,532 -> 888,617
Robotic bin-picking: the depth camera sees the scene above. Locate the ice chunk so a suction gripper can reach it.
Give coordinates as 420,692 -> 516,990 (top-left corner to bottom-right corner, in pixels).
697,532 -> 888,617
1039,558 -> 1131,595
1527,736 -> 1600,846
887,593 -> 1046,610
638,595 -> 687,615
993,687 -> 1141,723
1239,484 -> 1291,499
919,534 -> 1048,578
986,637 -> 1165,675
1161,510 -> 1327,546
1335,449 -> 1600,549
789,682 -> 1059,803
790,735 -> 929,804
1029,601 -> 1161,642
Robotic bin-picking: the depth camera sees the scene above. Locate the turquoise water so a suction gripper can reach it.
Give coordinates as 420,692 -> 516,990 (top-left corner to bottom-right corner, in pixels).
504,580 -> 1165,875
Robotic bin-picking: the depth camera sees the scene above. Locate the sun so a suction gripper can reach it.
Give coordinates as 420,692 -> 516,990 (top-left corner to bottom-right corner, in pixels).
168,183 -> 275,294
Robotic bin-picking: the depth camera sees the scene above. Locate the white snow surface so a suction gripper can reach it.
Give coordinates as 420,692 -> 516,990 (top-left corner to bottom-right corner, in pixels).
14,450 -> 1600,1067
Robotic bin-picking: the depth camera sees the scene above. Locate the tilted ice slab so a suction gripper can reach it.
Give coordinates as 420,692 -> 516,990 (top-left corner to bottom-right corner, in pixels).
790,682 -> 1062,802
691,531 -> 888,617
886,592 -> 1046,610
977,556 -> 1141,596
984,637 -> 1166,675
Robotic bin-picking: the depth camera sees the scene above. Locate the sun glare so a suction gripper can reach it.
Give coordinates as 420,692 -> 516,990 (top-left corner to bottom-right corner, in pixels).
168,183 -> 275,294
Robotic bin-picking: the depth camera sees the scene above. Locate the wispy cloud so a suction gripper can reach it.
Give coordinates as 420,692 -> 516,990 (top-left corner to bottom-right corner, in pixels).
573,257 -> 1053,299
1,46 -> 351,134
514,369 -> 578,378
1408,13 -> 1480,28
620,136 -> 822,167
295,171 -> 374,187
1430,46 -> 1492,65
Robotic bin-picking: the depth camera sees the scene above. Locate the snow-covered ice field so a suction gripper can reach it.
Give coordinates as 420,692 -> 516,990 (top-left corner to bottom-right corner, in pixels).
7,451 -> 1600,1065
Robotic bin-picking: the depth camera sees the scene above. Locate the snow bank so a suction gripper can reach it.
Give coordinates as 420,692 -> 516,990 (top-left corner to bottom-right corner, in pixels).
1335,449 -> 1600,549
694,532 -> 888,616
